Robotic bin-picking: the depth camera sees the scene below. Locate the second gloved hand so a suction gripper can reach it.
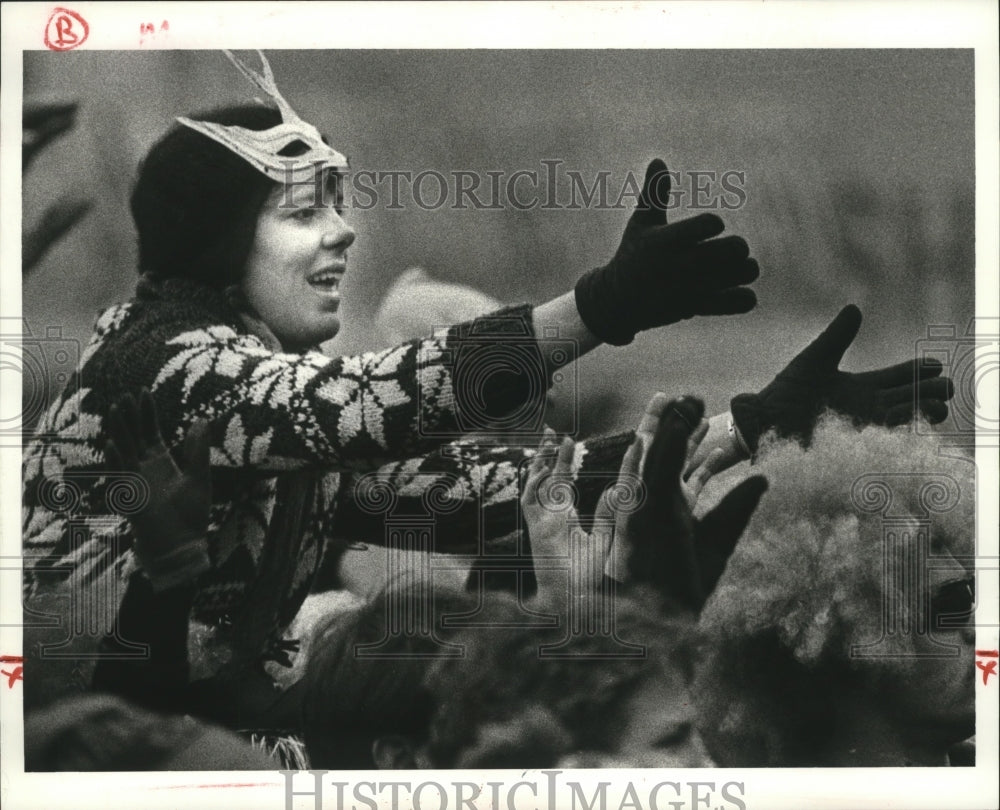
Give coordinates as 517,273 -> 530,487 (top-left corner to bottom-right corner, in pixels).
730,305 -> 955,451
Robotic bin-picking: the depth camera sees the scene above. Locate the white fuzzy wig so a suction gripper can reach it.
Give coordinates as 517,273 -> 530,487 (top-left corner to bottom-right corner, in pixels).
694,415 -> 975,765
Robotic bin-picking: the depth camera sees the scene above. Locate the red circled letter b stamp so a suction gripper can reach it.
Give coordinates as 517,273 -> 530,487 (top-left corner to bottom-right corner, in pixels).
44,7 -> 89,51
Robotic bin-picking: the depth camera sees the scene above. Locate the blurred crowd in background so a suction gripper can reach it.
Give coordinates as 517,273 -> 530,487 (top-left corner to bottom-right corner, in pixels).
21,50 -> 974,436
17,49 -> 980,775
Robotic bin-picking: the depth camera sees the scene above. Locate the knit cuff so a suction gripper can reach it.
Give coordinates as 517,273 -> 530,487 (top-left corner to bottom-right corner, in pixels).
446,304 -> 550,433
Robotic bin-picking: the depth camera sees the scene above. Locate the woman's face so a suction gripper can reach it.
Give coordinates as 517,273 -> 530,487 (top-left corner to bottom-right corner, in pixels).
603,665 -> 715,768
557,662 -> 713,769
242,172 -> 355,350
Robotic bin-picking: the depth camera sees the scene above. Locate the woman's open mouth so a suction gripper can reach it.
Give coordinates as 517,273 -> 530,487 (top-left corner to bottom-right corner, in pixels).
307,267 -> 343,298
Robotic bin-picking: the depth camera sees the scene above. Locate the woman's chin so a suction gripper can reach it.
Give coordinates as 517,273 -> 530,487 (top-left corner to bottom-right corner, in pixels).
320,316 -> 342,342
281,317 -> 341,351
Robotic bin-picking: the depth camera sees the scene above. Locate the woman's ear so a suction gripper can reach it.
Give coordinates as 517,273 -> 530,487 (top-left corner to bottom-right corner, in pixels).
371,735 -> 418,770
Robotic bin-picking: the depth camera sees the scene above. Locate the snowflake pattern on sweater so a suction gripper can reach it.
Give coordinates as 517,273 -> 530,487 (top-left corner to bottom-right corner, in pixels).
22,278 -> 634,674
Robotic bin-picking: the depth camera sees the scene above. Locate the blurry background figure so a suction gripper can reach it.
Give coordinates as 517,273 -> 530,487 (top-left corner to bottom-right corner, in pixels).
22,100 -> 92,274
25,694 -> 275,771
21,51 -> 974,440
341,268 -> 491,595
20,99 -> 94,439
341,265 -> 570,598
373,266 -> 585,433
694,416 -> 976,767
374,267 -> 502,347
301,580 -> 477,770
420,592 -> 714,769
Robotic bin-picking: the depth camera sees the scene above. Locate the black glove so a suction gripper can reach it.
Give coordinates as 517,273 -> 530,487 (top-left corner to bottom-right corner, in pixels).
731,305 -> 954,452
104,389 -> 212,592
574,159 -> 759,345
626,396 -> 768,613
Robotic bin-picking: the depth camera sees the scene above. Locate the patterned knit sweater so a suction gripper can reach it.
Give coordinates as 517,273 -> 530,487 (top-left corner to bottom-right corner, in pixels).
22,277 -> 633,675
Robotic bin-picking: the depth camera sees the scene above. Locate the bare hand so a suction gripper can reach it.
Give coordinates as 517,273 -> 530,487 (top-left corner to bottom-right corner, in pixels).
522,432 -> 610,602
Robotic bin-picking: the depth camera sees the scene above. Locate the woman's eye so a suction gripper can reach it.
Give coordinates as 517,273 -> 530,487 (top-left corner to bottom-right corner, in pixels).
292,208 -> 318,221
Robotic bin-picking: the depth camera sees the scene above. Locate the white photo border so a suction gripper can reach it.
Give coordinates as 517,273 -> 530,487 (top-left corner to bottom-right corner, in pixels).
2,3 -> 997,809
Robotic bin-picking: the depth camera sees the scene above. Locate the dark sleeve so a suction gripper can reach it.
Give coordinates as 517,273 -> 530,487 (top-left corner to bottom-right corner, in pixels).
328,430 -> 638,555
91,573 -> 195,715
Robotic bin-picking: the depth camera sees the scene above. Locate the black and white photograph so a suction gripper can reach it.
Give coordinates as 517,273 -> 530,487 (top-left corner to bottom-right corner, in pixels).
2,3 -> 998,809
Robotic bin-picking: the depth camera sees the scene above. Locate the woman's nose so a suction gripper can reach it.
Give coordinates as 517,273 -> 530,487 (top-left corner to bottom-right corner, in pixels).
321,213 -> 355,251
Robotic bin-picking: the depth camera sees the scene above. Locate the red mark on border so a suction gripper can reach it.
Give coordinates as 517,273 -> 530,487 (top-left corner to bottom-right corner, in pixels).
139,19 -> 170,46
0,655 -> 24,689
44,8 -> 89,51
976,649 -> 998,686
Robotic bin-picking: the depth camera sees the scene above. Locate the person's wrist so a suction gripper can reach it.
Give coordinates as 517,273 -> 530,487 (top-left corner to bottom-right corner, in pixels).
729,394 -> 762,454
726,412 -> 753,460
573,268 -> 635,346
530,290 -> 603,366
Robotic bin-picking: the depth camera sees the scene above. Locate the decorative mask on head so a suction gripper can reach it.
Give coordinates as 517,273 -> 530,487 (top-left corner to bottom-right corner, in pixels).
176,50 -> 348,183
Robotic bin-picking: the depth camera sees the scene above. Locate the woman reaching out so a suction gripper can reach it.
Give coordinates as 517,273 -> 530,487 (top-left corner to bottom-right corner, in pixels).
22,52 -> 948,721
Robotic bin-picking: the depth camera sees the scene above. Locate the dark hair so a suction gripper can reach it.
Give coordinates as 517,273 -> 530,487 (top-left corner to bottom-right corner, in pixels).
25,694 -> 275,771
130,105 -> 282,289
422,590 -> 698,768
25,694 -> 207,771
301,582 -> 476,770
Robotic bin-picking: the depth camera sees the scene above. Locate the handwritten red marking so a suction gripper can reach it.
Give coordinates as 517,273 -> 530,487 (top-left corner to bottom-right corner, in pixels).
44,8 -> 89,51
1,666 -> 23,688
139,19 -> 170,45
0,656 -> 24,689
975,649 -> 999,685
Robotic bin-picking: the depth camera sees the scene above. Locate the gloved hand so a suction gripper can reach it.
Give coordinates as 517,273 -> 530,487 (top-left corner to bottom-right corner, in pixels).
104,389 -> 212,592
574,159 -> 760,345
730,305 -> 955,451
626,396 -> 768,613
